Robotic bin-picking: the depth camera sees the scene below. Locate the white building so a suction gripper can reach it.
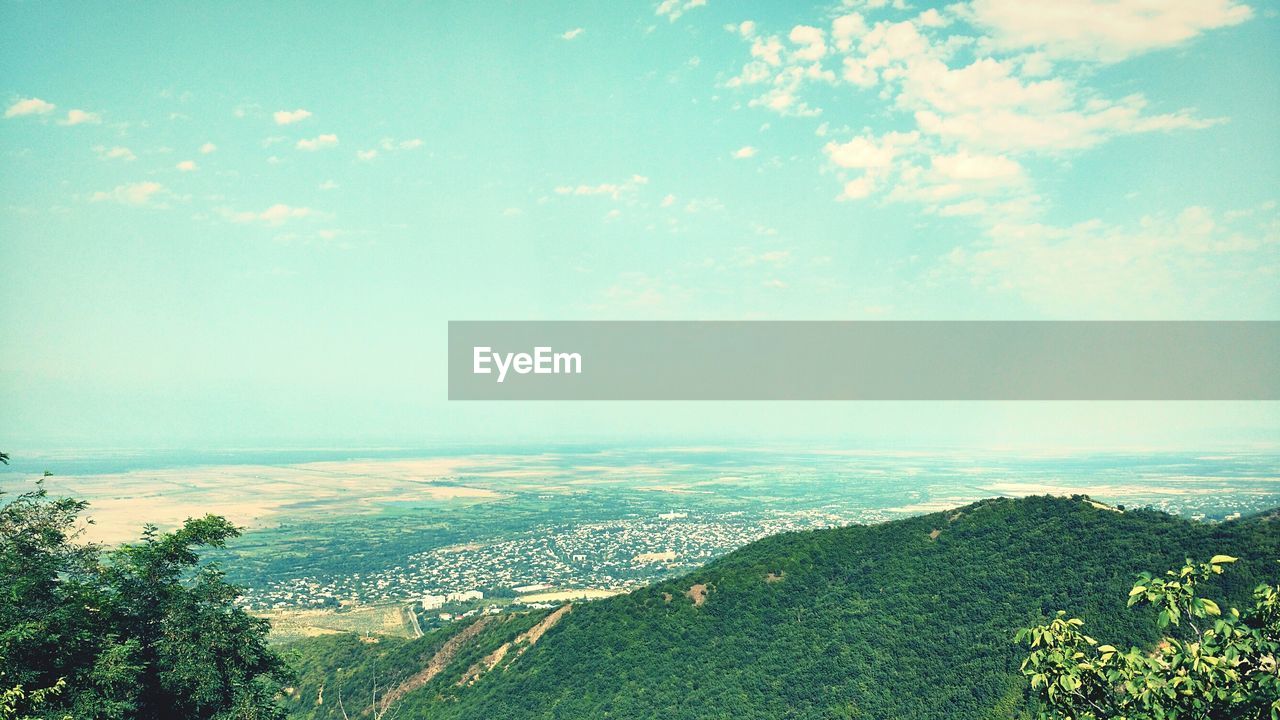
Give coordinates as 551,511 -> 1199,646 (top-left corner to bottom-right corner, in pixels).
421,593 -> 446,610
447,590 -> 483,603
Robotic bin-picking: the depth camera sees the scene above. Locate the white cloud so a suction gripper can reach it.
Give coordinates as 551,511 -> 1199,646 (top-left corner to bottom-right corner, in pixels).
731,9 -> 1233,210
929,151 -> 1023,182
554,174 -> 649,199
318,179 -> 339,190
656,0 -> 707,22
4,97 -> 55,118
887,150 -> 1031,211
221,203 -> 315,225
560,27 -> 584,40
273,108 -> 312,125
941,205 -> 1278,316
356,149 -> 378,161
832,13 -> 868,53
825,131 -> 918,170
839,176 -> 876,201
913,95 -> 1219,153
898,57 -> 1071,116
916,9 -> 948,28
965,0 -> 1253,62
788,25 -> 827,61
90,181 -> 165,207
95,146 -> 135,161
199,142 -> 217,154
296,134 -> 338,151
733,145 -> 758,159
660,193 -> 677,207
176,160 -> 197,172
59,109 -> 100,126
377,137 -> 424,151
750,36 -> 783,66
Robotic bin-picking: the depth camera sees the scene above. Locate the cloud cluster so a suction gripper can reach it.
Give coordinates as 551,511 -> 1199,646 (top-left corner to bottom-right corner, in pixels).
90,181 -> 166,207
963,0 -> 1253,62
942,204 -> 1279,316
717,1 -> 1266,316
726,3 -> 1240,217
555,174 -> 650,200
356,137 -> 424,160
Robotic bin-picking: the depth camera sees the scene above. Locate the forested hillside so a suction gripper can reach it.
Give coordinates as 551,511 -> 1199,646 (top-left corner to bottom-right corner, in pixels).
284,496 -> 1280,719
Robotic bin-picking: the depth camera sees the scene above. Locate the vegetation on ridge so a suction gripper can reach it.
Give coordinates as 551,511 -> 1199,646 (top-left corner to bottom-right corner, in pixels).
282,496 -> 1280,719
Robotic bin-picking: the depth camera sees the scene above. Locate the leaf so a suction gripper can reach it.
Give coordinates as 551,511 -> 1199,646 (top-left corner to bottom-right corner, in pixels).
1129,586 -> 1148,597
1210,555 -> 1238,565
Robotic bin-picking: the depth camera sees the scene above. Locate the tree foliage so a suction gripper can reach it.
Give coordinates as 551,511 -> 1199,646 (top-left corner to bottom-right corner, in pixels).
0,481 -> 289,720
1018,555 -> 1280,719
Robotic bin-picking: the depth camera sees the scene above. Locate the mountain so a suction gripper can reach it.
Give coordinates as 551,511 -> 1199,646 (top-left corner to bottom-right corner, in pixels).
281,496 -> 1280,719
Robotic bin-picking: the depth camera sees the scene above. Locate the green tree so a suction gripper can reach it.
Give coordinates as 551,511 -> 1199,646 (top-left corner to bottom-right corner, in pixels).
0,479 -> 289,719
1017,555 -> 1280,719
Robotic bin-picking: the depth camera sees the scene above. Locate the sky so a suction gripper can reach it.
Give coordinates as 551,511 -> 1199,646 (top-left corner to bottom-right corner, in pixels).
1,0 -> 1277,450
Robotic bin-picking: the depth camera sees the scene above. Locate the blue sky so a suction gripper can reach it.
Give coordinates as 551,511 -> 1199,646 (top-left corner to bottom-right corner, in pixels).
1,1 -> 1277,449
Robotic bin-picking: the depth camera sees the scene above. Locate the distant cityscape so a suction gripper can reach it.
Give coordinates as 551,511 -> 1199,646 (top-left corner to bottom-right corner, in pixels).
236,483 -> 1279,612
239,507 -> 887,610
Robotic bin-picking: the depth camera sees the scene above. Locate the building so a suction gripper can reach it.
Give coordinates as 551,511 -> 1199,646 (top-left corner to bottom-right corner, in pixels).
421,593 -> 446,610
447,590 -> 483,603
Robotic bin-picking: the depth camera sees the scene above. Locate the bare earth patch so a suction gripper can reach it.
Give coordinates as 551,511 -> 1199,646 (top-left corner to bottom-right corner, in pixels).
458,604 -> 573,687
686,583 -> 709,607
26,459 -> 504,544
764,572 -> 786,583
258,604 -> 409,644
375,615 -> 496,711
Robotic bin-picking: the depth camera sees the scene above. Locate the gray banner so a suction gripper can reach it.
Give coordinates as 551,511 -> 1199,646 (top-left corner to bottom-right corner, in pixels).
448,321 -> 1280,400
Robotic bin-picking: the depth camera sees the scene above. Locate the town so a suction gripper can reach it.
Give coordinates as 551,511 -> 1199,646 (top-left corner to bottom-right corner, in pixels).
237,506 -> 893,611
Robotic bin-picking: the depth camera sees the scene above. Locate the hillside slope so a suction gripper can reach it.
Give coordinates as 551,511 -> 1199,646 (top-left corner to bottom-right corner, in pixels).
283,496 -> 1280,719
